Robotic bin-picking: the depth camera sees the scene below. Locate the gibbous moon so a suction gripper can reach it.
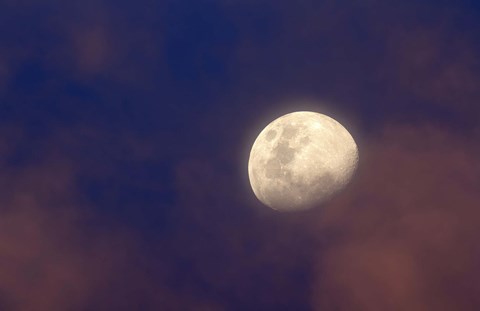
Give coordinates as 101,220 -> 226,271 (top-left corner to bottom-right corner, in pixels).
248,111 -> 358,212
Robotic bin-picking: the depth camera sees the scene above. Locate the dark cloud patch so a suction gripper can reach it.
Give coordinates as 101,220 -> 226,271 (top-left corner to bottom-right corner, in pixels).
171,157 -> 316,310
224,0 -> 480,132
165,1 -> 237,83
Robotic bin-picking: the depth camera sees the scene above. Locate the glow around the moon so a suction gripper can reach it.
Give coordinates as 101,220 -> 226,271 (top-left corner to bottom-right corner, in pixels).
248,111 -> 358,211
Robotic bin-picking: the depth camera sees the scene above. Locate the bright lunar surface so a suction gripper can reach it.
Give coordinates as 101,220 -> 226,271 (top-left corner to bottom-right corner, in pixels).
248,111 -> 358,211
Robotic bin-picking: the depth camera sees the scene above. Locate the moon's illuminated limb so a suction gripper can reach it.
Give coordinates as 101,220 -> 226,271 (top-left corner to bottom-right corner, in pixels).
248,111 -> 358,211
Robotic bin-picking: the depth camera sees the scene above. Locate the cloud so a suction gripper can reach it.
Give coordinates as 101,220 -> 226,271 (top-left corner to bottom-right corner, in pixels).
0,129 -> 147,311
311,125 -> 480,310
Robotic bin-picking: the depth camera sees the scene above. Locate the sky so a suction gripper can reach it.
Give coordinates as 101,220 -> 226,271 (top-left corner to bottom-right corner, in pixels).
0,0 -> 479,310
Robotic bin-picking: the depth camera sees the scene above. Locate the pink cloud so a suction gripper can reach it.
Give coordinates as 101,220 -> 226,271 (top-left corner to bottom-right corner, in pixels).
312,125 -> 480,310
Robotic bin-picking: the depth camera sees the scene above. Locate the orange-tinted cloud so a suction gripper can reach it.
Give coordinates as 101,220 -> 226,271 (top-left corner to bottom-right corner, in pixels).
0,130 -> 142,311
312,125 -> 480,310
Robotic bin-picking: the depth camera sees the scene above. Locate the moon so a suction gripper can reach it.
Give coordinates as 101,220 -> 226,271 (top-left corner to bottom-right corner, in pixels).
248,111 -> 358,212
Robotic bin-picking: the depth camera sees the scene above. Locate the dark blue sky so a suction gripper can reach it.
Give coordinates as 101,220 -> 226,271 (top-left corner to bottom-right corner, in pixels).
0,0 -> 479,310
